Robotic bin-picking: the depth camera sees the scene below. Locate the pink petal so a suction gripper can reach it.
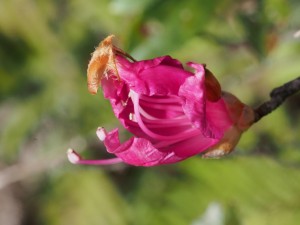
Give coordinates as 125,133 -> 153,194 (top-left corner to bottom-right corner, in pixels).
206,99 -> 234,132
116,138 -> 182,166
162,134 -> 219,158
116,55 -> 193,96
179,62 -> 233,139
96,127 -> 182,166
178,62 -> 207,132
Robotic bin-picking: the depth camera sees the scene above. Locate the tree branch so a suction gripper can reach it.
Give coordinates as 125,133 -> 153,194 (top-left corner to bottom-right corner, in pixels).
254,77 -> 300,122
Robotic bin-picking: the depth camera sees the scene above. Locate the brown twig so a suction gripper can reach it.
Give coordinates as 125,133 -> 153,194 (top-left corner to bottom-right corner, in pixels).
254,77 -> 300,122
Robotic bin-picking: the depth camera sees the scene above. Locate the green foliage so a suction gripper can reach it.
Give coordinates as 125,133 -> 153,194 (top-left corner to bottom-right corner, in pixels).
130,156 -> 300,225
38,169 -> 129,225
0,0 -> 300,225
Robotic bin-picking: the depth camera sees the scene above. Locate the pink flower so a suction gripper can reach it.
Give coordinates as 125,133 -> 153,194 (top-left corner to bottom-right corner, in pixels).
68,35 -> 254,167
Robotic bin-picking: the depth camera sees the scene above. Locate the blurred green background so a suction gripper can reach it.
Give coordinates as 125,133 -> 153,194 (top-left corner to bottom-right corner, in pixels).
0,0 -> 300,224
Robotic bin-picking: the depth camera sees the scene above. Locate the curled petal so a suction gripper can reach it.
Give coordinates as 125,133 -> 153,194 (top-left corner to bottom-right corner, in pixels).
179,62 -> 232,139
178,63 -> 207,131
96,127 -> 182,166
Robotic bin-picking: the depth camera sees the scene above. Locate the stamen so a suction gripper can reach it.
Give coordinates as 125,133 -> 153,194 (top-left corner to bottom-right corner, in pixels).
67,149 -> 123,165
139,94 -> 181,103
113,46 -> 137,62
97,127 -> 106,141
139,100 -> 183,111
139,106 -> 161,120
129,113 -> 135,121
141,115 -> 189,125
139,106 -> 187,122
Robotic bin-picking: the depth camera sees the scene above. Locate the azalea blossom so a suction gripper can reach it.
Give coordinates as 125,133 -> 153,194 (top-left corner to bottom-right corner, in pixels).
68,35 -> 255,167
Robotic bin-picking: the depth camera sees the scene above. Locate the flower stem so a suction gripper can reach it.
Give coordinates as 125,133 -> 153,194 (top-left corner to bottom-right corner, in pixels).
254,76 -> 300,122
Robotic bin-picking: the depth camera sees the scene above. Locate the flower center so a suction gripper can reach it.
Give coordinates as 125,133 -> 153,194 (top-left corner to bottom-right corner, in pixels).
129,91 -> 201,148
